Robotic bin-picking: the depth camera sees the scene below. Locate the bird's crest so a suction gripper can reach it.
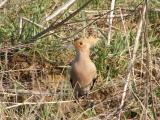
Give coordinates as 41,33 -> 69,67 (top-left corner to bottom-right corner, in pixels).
85,36 -> 99,47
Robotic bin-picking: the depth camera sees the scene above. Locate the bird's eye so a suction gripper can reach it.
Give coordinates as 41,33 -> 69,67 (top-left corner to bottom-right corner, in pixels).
79,42 -> 83,45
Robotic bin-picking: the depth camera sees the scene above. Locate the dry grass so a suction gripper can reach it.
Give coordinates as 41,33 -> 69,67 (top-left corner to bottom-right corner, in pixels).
0,0 -> 160,119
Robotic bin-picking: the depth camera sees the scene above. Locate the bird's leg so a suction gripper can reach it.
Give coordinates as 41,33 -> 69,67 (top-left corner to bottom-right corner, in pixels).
73,91 -> 80,104
84,93 -> 94,109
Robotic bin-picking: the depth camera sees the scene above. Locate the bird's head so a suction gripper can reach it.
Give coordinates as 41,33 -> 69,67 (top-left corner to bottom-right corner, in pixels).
74,36 -> 98,52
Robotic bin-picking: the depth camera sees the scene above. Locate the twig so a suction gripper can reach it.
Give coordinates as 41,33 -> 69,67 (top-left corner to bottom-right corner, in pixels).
0,0 -> 8,8
119,7 -> 132,58
119,8 -> 127,34
3,99 -> 101,110
0,90 -> 54,96
0,43 -> 33,53
107,0 -> 115,45
46,0 -> 77,21
117,2 -> 146,120
143,0 -> 157,119
143,0 -> 149,119
19,17 -> 23,35
68,7 -> 160,13
22,17 -> 46,29
64,13 -> 131,25
0,68 -> 40,73
3,100 -> 75,109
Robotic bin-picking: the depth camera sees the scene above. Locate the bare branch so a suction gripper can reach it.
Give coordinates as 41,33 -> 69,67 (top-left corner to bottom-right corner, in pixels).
143,0 -> 157,119
107,0 -> 116,45
117,2 -> 147,120
3,100 -> 76,109
46,0 -> 77,21
0,0 -> 8,8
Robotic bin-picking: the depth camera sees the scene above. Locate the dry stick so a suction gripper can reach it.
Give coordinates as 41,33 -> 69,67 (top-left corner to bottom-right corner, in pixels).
19,17 -> 23,35
117,4 -> 146,120
68,7 -> 160,14
119,8 -> 127,34
143,1 -> 149,119
0,90 -> 53,96
0,43 -> 33,53
4,100 -> 76,109
22,17 -> 47,29
0,0 -> 8,8
107,0 -> 115,45
130,84 -> 148,114
0,72 -> 5,96
31,0 -> 94,42
64,13 -> 131,25
143,0 -> 157,119
119,7 -> 149,119
119,8 -> 132,59
3,99 -> 100,110
45,0 -> 77,21
19,17 -> 46,36
19,17 -> 48,38
0,68 -> 41,73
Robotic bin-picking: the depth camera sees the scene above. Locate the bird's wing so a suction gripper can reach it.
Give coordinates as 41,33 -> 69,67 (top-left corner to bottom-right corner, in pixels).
70,78 -> 74,88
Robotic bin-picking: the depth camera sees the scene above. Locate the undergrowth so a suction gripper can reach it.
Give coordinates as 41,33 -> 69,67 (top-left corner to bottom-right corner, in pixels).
0,0 -> 160,119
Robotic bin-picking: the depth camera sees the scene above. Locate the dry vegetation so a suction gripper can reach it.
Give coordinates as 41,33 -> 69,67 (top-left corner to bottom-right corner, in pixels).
0,0 -> 160,120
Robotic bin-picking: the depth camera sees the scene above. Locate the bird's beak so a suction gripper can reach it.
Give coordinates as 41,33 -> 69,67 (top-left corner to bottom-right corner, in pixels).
74,42 -> 80,50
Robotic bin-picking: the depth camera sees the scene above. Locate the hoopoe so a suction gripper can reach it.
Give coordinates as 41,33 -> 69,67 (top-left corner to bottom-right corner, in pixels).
70,36 -> 98,99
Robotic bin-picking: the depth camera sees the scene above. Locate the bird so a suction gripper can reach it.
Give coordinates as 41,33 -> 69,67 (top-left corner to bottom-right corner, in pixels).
70,36 -> 98,99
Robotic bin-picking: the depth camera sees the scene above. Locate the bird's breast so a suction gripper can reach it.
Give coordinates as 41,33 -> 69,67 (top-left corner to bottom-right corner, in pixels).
71,60 -> 96,85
